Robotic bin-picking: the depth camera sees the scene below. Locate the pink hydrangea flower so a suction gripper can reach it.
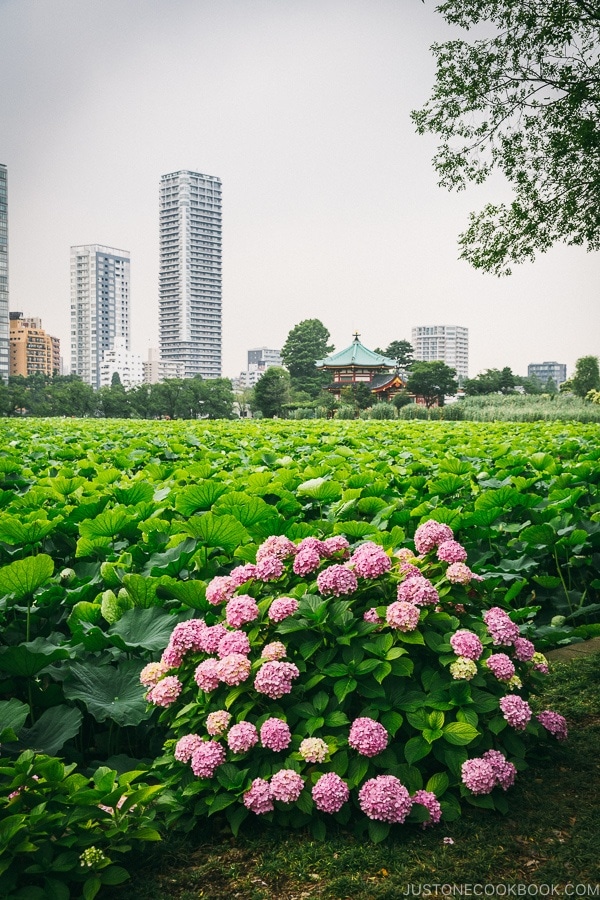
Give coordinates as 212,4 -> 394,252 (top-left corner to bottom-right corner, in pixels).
299,737 -> 328,763
268,597 -> 299,622
227,721 -> 259,753
414,520 -> 454,555
351,542 -> 391,579
198,624 -> 229,655
190,741 -> 226,778
532,652 -> 550,674
482,749 -> 517,790
270,769 -> 304,803
412,789 -> 443,827
537,710 -> 568,741
461,758 -> 497,795
260,717 -> 292,751
217,630 -> 251,658
312,772 -> 350,813
446,563 -> 482,585
206,710 -> 232,737
437,540 -> 468,564
297,537 -> 325,555
244,777 -> 274,814
293,547 -> 322,576
395,547 -> 417,563
161,619 -> 207,666
483,608 -> 520,646
228,563 -> 257,588
449,657 -> 478,680
216,653 -> 252,686
254,661 -> 300,699
321,536 -> 350,558
364,608 -> 383,624
147,675 -> 182,707
486,653 -> 516,682
450,630 -> 483,661
499,695 -> 532,730
140,660 -> 171,688
205,575 -> 235,606
348,717 -> 388,757
358,775 -> 413,823
256,535 -> 297,562
386,600 -> 420,632
255,556 -> 285,581
174,734 -> 203,762
316,564 -> 358,596
397,575 -> 439,607
194,658 -> 221,692
399,562 -> 422,578
513,637 -> 535,662
225,595 -> 260,628
261,641 -> 287,661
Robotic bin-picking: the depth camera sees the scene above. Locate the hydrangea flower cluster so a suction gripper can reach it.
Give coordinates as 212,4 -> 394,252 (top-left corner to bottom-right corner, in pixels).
146,522 -> 568,838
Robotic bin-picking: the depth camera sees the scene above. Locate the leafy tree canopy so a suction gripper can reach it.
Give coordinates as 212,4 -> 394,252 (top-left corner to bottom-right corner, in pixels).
373,340 -> 414,368
464,367 -> 516,395
281,319 -> 333,398
412,1 -> 600,274
562,355 -> 600,397
251,367 -> 291,418
407,361 -> 458,408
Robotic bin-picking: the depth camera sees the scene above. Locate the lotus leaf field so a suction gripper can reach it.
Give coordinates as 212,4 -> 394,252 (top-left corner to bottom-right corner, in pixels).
0,417 -> 599,897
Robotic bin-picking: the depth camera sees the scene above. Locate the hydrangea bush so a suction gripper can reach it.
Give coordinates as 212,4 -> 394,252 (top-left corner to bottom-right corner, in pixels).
145,522 -> 567,842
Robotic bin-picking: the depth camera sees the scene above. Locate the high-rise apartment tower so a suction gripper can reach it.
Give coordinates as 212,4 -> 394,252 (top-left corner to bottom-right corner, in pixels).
0,164 -> 9,382
70,244 -> 130,389
411,325 -> 469,383
159,170 -> 222,378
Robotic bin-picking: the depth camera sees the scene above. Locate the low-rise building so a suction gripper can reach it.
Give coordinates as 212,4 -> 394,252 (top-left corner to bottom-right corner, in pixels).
143,347 -> 186,384
527,361 -> 567,389
9,312 -> 60,377
99,339 -> 143,389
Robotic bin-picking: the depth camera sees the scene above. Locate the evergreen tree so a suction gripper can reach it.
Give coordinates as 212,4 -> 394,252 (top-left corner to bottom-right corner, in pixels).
407,361 -> 458,408
281,319 -> 333,398
252,367 -> 290,418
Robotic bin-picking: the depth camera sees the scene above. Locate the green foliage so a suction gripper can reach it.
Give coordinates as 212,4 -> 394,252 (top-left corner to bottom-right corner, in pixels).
280,319 -> 333,398
251,368 -> 291,418
407,362 -> 458,408
568,356 -> 600,399
412,1 -> 600,274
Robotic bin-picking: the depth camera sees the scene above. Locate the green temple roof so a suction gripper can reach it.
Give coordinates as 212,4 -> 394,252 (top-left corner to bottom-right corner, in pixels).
316,334 -> 397,369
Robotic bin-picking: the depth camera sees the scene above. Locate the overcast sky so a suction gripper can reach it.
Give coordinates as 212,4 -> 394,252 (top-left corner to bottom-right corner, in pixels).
1,0 -> 598,379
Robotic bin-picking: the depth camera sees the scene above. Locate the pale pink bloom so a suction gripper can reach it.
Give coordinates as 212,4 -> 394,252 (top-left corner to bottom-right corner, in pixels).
255,555 -> 285,581
412,789 -> 442,827
206,710 -> 232,737
359,775 -> 412,823
499,695 -> 532,730
228,564 -> 257,588
190,741 -> 226,778
244,777 -> 274,814
348,717 -> 388,757
450,630 -> 483,661
256,535 -> 297,562
537,710 -> 568,741
225,595 -> 260,628
316,564 -> 358,596
147,675 -> 182,707
414,520 -> 454,555
261,641 -> 287,661
174,734 -> 203,762
217,630 -> 251,658
227,721 -> 258,753
270,769 -> 304,803
260,718 -> 292,751
299,737 -> 328,763
437,540 -> 468,564
194,658 -> 221,692
254,661 -> 300,699
312,772 -> 350,813
397,575 -> 439,607
140,660 -> 171,688
205,575 -> 235,605
386,600 -> 420,632
293,547 -> 321,576
268,597 -> 299,622
215,652 -> 252,686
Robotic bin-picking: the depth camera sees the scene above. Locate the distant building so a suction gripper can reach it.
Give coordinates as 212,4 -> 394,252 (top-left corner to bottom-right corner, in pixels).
99,339 -> 143,389
238,346 -> 282,388
70,244 -> 131,389
143,347 -> 186,384
527,361 -> 567,389
411,325 -> 469,383
0,164 -> 9,382
159,170 -> 222,379
9,312 -> 60,377
316,333 -> 406,402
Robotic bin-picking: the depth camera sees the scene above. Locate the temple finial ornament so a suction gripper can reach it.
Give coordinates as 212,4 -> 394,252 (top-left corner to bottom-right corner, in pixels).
352,331 -> 360,342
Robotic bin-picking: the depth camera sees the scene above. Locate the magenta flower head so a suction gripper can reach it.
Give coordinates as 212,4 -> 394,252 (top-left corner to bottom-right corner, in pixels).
537,710 -> 568,741
228,563 -> 257,588
293,547 -> 322,576
461,758 -> 496,795
499,695 -> 532,730
414,520 -> 454,555
270,769 -> 304,803
450,629 -> 483,661
486,653 -> 516,682
254,661 -> 300,699
316,564 -> 358,596
364,608 -> 383,624
483,607 -> 520,646
358,775 -> 412,823
437,540 -> 468,564
174,734 -> 203,762
386,600 -> 420,632
482,750 -> 516,790
147,675 -> 182,707
225,595 -> 260,628
215,652 -> 252,686
205,575 -> 235,606
198,624 -> 229,654
412,789 -> 442,827
397,575 -> 439,607
256,535 -> 297,562
255,555 -> 285,581
217,630 -> 251,658
348,717 -> 388,757
260,717 -> 292,751
190,740 -> 226,778
513,637 -> 535,662
227,721 -> 258,753
321,535 -> 350,558
268,597 -> 299,623
194,658 -> 221,693
351,542 -> 391,579
243,777 -> 274,814
312,772 -> 350,813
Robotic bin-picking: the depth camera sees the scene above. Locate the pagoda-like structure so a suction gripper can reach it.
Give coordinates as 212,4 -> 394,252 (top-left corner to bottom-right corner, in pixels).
316,333 -> 406,402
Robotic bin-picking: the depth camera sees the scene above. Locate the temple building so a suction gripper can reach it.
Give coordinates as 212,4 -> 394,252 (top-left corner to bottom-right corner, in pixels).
316,333 -> 406,402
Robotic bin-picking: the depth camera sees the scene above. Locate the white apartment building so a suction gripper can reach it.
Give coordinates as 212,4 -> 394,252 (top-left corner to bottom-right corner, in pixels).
411,325 -> 469,383
159,170 -> 222,379
0,164 -> 9,383
99,339 -> 143,389
70,244 -> 131,390
238,346 -> 282,388
143,347 -> 186,384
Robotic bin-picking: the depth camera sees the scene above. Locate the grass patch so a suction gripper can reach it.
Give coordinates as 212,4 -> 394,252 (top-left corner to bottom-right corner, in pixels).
107,655 -> 600,899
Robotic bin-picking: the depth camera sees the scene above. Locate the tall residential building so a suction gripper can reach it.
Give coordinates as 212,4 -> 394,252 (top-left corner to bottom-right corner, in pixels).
9,312 -> 60,377
159,170 -> 222,379
0,164 -> 9,383
411,325 -> 469,383
143,347 -> 186,384
70,244 -> 130,390
528,361 -> 567,389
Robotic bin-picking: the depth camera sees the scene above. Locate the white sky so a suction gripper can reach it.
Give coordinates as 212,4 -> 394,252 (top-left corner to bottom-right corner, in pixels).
1,0 -> 598,379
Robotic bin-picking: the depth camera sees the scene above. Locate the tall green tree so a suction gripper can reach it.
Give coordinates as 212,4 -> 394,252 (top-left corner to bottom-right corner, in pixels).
252,367 -> 290,418
281,319 -> 333,398
374,340 -> 414,369
407,361 -> 458,408
565,355 -> 600,398
412,1 -> 600,274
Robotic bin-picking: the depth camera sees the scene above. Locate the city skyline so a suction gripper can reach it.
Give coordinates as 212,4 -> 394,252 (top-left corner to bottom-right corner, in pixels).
1,1 -> 598,380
